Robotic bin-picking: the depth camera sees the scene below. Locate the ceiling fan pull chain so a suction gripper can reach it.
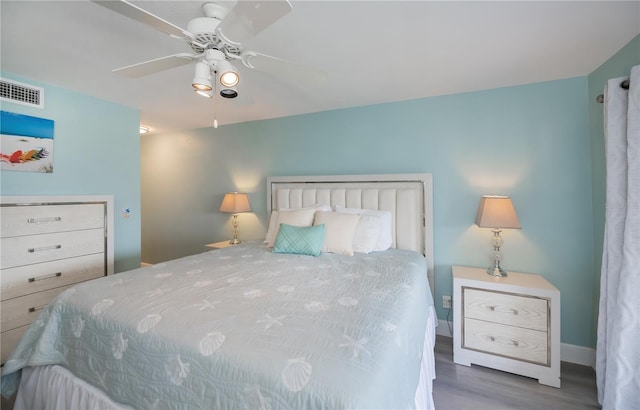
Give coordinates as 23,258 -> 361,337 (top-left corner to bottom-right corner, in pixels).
213,76 -> 219,129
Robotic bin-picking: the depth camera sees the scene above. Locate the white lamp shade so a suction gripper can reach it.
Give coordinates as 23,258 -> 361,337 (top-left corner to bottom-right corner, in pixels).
475,195 -> 521,229
220,192 -> 251,213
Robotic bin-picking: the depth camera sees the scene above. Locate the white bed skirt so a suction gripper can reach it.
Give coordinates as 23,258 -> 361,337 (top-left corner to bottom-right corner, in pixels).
416,305 -> 437,410
14,365 -> 133,410
14,306 -> 437,410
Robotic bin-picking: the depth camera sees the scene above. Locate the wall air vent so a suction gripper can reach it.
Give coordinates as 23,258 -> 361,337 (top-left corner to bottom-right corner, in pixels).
0,78 -> 44,108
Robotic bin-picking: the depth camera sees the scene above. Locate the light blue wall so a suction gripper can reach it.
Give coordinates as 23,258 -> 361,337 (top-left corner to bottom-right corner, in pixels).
142,77 -> 595,347
0,72 -> 142,273
587,34 -> 640,346
3,35 -> 635,350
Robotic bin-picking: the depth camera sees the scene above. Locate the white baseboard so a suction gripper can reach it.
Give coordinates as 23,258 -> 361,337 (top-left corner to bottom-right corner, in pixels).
436,319 -> 596,368
436,319 -> 453,337
561,343 -> 596,368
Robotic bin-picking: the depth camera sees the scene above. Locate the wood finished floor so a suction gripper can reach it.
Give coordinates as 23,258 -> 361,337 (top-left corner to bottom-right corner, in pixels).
433,335 -> 600,410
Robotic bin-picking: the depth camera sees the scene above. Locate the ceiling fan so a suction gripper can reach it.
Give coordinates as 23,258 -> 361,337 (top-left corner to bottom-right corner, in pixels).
93,0 -> 325,99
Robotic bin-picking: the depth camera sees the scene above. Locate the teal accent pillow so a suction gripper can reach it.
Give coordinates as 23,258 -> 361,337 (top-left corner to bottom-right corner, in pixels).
272,223 -> 325,257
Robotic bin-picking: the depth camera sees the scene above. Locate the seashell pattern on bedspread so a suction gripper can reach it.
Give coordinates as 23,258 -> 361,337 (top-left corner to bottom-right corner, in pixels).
1,242 -> 433,409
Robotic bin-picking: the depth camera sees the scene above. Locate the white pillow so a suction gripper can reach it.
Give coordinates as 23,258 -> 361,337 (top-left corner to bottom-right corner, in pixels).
313,211 -> 360,256
335,205 -> 393,251
351,213 -> 383,253
264,210 -> 281,245
265,205 -> 331,247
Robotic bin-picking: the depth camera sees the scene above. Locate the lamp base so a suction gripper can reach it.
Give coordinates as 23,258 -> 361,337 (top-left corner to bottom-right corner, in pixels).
487,266 -> 507,277
486,228 -> 507,277
229,214 -> 241,245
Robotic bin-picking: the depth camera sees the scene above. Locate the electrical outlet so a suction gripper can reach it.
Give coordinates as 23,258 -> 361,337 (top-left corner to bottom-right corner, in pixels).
442,295 -> 452,309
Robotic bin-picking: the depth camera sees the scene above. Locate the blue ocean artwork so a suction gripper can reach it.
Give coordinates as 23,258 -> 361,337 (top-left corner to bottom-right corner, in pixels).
1,111 -> 55,173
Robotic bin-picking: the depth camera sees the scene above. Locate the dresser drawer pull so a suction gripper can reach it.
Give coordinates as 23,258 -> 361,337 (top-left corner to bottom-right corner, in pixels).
27,244 -> 62,253
28,272 -> 62,283
486,306 -> 519,315
487,336 -> 519,347
27,217 -> 62,224
28,305 -> 47,313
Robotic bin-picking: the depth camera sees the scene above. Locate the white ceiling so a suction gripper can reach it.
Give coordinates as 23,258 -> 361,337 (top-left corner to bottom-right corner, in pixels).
2,1 -> 638,135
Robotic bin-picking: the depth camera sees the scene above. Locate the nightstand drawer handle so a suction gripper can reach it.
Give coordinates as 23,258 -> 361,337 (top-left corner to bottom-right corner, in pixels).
489,336 -> 496,342
28,272 -> 62,283
512,340 -> 519,347
486,306 -> 519,315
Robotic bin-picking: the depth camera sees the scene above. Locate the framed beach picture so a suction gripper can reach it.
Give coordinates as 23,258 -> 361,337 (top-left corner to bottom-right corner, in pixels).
1,111 -> 54,173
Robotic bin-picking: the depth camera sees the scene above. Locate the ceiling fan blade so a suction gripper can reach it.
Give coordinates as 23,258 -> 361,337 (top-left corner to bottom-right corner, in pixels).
241,52 -> 327,84
92,0 -> 193,40
217,0 -> 292,45
113,53 -> 198,78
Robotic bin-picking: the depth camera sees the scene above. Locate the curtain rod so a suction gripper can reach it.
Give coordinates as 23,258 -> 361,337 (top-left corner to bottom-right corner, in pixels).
596,79 -> 630,103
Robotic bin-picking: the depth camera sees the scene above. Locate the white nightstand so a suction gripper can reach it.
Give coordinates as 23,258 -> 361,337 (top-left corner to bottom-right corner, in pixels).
452,265 -> 561,388
205,240 -> 235,250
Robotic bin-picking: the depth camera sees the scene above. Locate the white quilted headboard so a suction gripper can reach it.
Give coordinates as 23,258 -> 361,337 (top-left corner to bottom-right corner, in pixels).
267,174 -> 434,295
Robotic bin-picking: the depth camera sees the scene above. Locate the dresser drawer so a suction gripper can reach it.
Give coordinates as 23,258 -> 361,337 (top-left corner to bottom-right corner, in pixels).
1,228 -> 104,269
1,324 -> 29,364
463,288 -> 548,332
1,285 -> 73,332
1,203 -> 105,238
464,318 -> 548,365
1,253 -> 105,301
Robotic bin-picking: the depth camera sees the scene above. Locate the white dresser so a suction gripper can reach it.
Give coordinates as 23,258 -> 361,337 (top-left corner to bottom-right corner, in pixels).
452,265 -> 561,388
0,196 -> 114,364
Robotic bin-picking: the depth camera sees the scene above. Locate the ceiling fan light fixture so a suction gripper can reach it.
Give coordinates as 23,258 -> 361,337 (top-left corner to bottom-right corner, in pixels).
195,89 -> 213,98
220,71 -> 239,87
217,60 -> 239,87
220,86 -> 238,99
192,62 -> 212,91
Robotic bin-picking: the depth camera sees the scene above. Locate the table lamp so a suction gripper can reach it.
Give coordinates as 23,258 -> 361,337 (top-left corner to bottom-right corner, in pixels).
475,195 -> 521,277
219,192 -> 251,245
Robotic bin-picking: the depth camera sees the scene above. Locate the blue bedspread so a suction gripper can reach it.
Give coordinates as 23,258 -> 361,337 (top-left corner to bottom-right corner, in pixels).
2,242 -> 433,409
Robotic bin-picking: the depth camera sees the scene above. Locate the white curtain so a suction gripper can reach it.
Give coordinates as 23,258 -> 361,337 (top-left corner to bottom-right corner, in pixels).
596,64 -> 640,410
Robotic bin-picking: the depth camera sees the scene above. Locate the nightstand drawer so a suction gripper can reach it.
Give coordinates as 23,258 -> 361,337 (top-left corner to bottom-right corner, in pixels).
464,288 -> 548,332
464,318 -> 548,365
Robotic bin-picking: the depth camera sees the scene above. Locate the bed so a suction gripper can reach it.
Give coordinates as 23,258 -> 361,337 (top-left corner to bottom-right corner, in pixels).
1,173 -> 436,409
